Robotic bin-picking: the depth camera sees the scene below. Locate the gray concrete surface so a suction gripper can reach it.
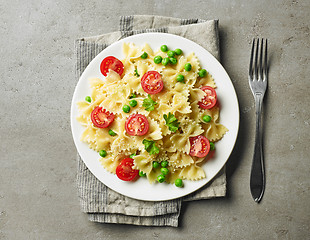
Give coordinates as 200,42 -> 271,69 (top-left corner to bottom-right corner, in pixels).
1,0 -> 309,239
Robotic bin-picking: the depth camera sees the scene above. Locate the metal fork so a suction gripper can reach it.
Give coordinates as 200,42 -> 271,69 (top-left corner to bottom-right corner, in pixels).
249,38 -> 268,203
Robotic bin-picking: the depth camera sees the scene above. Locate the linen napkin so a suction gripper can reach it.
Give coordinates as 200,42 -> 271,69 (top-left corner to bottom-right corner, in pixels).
75,15 -> 226,227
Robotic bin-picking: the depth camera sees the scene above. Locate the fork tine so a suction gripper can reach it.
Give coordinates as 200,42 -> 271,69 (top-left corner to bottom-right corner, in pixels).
259,38 -> 264,80
254,38 -> 259,79
264,39 -> 268,80
249,39 -> 255,77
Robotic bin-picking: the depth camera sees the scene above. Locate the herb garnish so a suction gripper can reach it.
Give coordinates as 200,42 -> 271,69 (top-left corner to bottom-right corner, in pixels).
142,139 -> 159,155
163,113 -> 180,133
134,68 -> 140,77
129,93 -> 137,99
142,94 -> 157,111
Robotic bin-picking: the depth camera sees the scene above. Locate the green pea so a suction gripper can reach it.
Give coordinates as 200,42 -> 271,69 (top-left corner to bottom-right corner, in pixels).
162,57 -> 170,66
202,115 -> 212,123
122,105 -> 130,113
176,74 -> 185,83
169,57 -> 177,65
199,69 -> 207,77
129,153 -> 136,159
184,63 -> 192,71
108,129 -> 117,136
210,142 -> 215,151
139,171 -> 146,177
167,50 -> 175,57
175,48 -> 183,55
129,99 -> 137,107
175,178 -> 183,187
85,96 -> 91,103
99,150 -> 107,157
157,174 -> 165,183
154,55 -> 162,64
161,167 -> 169,176
160,45 -> 168,52
152,161 -> 160,168
141,52 -> 148,59
161,160 -> 168,168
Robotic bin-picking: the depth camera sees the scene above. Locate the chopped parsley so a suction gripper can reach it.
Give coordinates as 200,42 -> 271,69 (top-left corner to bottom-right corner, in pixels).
142,139 -> 159,155
134,68 -> 140,77
142,94 -> 157,111
129,93 -> 137,99
163,113 -> 180,133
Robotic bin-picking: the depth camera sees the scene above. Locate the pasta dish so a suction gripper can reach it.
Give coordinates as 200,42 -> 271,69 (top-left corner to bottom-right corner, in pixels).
76,43 -> 228,187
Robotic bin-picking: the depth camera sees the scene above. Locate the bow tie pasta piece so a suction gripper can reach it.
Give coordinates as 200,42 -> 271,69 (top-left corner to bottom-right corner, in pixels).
202,122 -> 228,142
80,124 -> 97,147
168,151 -> 194,169
161,135 -> 177,153
132,151 -> 155,175
95,128 -> 114,152
179,164 -> 206,181
122,42 -> 144,67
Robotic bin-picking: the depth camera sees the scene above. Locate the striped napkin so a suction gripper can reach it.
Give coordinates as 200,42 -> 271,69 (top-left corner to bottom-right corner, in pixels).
75,15 -> 226,227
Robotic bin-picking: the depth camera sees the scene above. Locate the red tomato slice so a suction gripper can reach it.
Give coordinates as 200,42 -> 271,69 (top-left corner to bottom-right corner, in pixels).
91,106 -> 115,128
125,114 -> 149,136
116,157 -> 139,181
198,86 -> 217,109
100,56 -> 124,77
189,135 -> 210,158
141,71 -> 164,94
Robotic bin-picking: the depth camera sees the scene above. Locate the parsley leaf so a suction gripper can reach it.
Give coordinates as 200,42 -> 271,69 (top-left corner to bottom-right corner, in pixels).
143,94 -> 157,111
142,139 -> 159,155
129,93 -> 137,99
134,68 -> 140,77
163,113 -> 180,133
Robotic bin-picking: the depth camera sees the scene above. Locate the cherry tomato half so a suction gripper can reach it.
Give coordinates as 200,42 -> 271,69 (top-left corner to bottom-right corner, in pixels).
141,71 -> 164,94
125,114 -> 149,136
198,86 -> 217,109
100,56 -> 124,77
116,157 -> 139,181
189,135 -> 210,158
91,106 -> 115,128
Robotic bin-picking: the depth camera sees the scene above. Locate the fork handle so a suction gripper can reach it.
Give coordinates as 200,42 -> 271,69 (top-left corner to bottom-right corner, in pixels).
250,93 -> 265,203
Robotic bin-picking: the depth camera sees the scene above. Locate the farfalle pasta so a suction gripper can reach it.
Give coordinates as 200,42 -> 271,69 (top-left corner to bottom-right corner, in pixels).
77,42 -> 228,185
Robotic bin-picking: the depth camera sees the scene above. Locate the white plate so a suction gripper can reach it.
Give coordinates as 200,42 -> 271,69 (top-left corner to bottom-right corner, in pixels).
71,33 -> 239,201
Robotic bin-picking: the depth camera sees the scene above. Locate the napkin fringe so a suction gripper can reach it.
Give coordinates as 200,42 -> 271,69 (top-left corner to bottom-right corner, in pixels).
88,211 -> 180,227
